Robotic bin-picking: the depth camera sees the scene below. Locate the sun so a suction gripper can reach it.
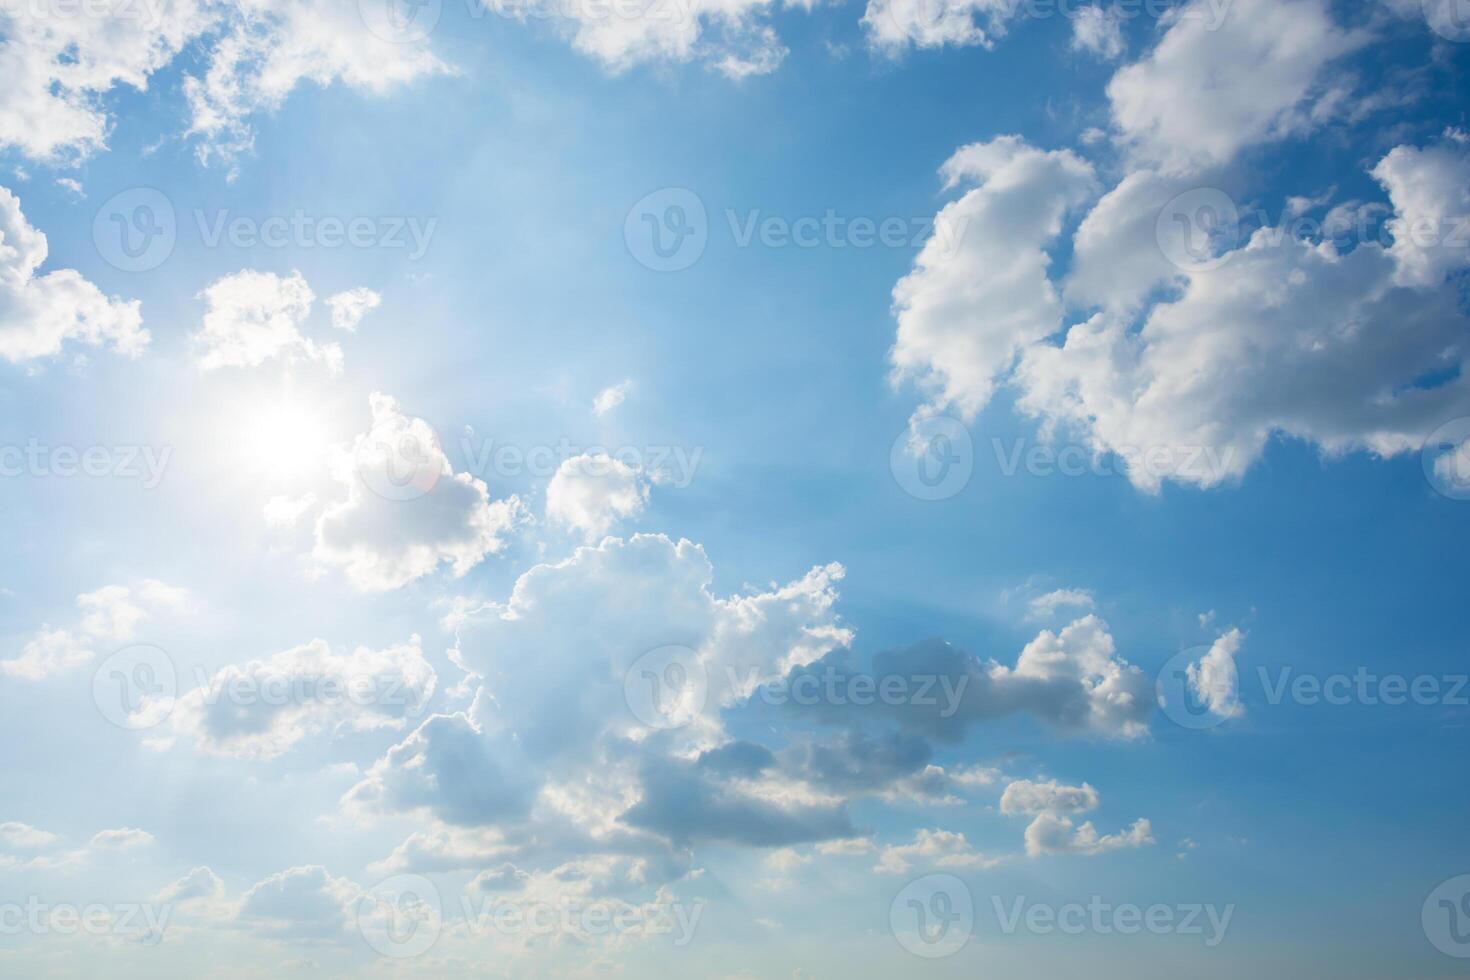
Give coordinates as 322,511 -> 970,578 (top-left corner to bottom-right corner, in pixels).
214,388 -> 337,486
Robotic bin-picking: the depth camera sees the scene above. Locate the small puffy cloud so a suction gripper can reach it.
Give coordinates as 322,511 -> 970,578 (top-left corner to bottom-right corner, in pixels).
1001,777 -> 1153,857
875,829 -> 994,874
1166,629 -> 1246,722
0,821 -> 60,851
862,0 -> 1017,51
156,866 -> 227,916
165,636 -> 437,759
1023,812 -> 1154,857
193,270 -> 341,373
0,186 -> 146,364
999,779 -> 1099,816
1070,5 -> 1124,60
326,288 -> 380,332
313,392 -> 526,591
0,580 -> 186,680
1106,0 -> 1365,172
1027,588 -> 1095,620
88,827 -> 155,850
545,453 -> 649,539
593,378 -> 634,416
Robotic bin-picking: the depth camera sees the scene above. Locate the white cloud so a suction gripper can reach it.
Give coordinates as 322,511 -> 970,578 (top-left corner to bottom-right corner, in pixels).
999,778 -> 1100,816
1027,588 -> 1095,619
1018,136 -> 1470,491
875,828 -> 994,873
545,453 -> 649,539
862,0 -> 1016,51
312,392 -> 527,591
1070,4 -> 1124,59
0,580 -> 186,680
1170,629 -> 1245,722
1106,0 -> 1365,173
235,865 -> 359,940
193,269 -> 342,373
888,136 -> 1097,425
326,287 -> 380,332
0,0 -> 214,163
593,378 -> 634,416
1023,811 -> 1153,856
88,827 -> 154,850
0,186 -> 146,364
165,636 -> 437,759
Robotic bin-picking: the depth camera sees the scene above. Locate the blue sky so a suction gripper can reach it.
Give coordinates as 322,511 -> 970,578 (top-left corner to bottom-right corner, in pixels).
2,0 -> 1470,976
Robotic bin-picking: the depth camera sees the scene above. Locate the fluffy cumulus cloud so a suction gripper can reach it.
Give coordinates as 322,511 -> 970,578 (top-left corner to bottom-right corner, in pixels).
874,828 -> 994,873
485,0 -> 790,80
0,0 -> 445,169
0,0 -> 213,162
235,865 -> 360,940
163,636 -> 436,759
1106,0 -> 1365,173
0,821 -> 155,870
326,287 -> 380,332
193,270 -> 342,372
1003,778 -> 1152,857
1018,134 -> 1470,491
312,392 -> 527,591
345,534 -> 857,869
545,453 -> 650,539
862,0 -> 1018,51
1070,4 -> 1124,59
0,580 -> 186,680
1161,628 -> 1245,722
0,186 -> 147,364
888,136 -> 1097,425
593,378 -> 634,416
